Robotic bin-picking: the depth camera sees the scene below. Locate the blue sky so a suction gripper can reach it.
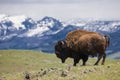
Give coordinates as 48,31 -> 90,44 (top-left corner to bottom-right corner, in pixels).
0,0 -> 120,20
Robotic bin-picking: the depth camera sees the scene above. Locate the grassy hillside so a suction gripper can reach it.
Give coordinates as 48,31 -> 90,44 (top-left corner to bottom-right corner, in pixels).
0,50 -> 120,80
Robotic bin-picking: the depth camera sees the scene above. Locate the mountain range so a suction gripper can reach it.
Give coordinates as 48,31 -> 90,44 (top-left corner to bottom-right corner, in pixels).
0,14 -> 120,58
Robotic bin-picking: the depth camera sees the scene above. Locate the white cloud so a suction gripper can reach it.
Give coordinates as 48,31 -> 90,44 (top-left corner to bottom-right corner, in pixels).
0,0 -> 120,20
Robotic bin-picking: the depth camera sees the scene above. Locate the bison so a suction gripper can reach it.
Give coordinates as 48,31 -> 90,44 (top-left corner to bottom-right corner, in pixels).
55,30 -> 110,66
55,40 -> 88,66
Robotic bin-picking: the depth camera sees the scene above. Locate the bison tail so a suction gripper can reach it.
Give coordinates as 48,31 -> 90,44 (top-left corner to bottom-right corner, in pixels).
104,35 -> 110,48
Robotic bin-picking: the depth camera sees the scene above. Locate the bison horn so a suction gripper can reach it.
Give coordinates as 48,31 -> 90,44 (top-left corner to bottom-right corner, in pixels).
61,41 -> 65,45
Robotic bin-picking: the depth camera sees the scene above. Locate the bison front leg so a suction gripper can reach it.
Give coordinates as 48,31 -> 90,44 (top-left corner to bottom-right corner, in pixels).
73,57 -> 80,66
94,54 -> 103,65
82,55 -> 88,66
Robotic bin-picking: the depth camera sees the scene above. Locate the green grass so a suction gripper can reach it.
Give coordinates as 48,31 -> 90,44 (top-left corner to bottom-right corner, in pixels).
0,50 -> 120,80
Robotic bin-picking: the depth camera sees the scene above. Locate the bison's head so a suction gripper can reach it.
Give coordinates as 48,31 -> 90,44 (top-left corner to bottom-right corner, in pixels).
55,40 -> 68,63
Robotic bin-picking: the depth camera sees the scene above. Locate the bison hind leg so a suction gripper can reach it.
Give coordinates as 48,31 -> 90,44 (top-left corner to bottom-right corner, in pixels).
94,54 -> 103,65
101,53 -> 106,65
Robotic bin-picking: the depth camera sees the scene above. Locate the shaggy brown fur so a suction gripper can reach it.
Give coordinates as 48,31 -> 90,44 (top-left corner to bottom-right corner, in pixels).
66,30 -> 110,65
66,30 -> 88,41
66,30 -> 100,48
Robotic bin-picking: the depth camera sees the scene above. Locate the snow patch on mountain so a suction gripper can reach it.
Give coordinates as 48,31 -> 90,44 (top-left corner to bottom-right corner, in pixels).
20,26 -> 49,37
0,34 -> 17,40
8,15 -> 27,30
38,19 -> 54,28
0,14 -> 36,37
0,15 -> 28,30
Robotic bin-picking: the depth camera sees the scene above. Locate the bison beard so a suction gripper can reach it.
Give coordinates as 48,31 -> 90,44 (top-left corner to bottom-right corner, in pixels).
55,30 -> 110,66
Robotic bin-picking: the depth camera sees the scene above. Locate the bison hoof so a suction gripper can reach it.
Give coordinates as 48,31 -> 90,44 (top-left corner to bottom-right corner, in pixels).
82,64 -> 86,66
82,63 -> 86,66
94,63 -> 98,65
62,60 -> 65,63
73,64 -> 76,66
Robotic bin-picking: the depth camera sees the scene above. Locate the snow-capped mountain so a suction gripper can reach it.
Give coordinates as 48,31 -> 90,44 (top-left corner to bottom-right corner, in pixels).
20,16 -> 63,37
66,19 -> 120,33
0,14 -> 36,37
0,14 -> 120,58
